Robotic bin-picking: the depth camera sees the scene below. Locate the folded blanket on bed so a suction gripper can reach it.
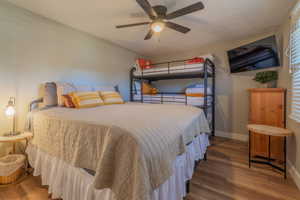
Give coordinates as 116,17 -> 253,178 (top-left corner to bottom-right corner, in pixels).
27,103 -> 210,200
185,87 -> 212,95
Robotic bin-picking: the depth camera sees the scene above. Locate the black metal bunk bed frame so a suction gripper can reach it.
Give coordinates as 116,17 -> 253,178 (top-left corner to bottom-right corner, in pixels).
130,58 -> 216,136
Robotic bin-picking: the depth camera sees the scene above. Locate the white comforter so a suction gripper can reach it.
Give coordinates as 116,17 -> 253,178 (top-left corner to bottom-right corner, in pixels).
28,103 -> 210,200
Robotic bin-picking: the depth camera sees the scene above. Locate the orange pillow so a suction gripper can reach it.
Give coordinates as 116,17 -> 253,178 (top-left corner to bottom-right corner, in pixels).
136,58 -> 153,70
62,94 -> 75,108
142,82 -> 153,94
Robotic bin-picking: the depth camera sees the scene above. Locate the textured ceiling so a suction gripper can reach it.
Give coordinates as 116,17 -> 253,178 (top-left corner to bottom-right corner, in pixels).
6,0 -> 297,56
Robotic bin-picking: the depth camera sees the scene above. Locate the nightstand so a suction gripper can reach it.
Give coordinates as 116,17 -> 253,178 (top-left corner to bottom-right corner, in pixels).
0,132 -> 33,153
0,132 -> 33,186
247,124 -> 292,179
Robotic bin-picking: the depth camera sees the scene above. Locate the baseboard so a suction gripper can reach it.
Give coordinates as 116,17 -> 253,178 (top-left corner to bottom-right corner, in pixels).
287,160 -> 300,190
215,130 -> 248,142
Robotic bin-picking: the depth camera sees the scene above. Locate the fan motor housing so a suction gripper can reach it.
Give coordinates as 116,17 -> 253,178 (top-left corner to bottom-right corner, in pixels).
152,5 -> 167,18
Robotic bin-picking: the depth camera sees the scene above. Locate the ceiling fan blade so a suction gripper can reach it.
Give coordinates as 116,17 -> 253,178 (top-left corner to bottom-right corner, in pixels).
165,2 -> 204,20
116,22 -> 150,28
144,30 -> 154,40
166,22 -> 191,34
136,0 -> 157,20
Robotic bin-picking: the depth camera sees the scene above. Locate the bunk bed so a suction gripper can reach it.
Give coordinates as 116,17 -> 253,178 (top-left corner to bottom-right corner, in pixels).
130,57 -> 216,136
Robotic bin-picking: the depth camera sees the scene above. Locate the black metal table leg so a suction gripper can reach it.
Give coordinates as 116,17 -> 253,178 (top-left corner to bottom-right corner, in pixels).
268,135 -> 271,162
247,124 -> 292,179
249,134 -> 288,179
249,131 -> 251,168
284,136 -> 287,179
186,180 -> 190,194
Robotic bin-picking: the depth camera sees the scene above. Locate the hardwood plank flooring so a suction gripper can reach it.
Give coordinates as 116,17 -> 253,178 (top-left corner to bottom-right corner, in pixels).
186,137 -> 300,200
0,137 -> 299,200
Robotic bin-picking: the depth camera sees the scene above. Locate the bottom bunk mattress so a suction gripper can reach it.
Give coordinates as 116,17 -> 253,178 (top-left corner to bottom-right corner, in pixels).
26,133 -> 209,200
133,94 -> 213,106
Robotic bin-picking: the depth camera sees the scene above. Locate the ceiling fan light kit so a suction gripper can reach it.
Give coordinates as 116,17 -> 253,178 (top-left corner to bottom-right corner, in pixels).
151,20 -> 165,33
116,0 -> 205,40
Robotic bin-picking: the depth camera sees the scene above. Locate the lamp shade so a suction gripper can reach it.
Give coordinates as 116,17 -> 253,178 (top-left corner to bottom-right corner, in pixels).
5,106 -> 15,116
5,97 -> 16,116
3,97 -> 19,136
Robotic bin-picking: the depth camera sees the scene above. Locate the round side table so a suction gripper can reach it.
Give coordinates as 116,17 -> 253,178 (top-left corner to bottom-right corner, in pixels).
247,124 -> 292,179
0,132 -> 33,186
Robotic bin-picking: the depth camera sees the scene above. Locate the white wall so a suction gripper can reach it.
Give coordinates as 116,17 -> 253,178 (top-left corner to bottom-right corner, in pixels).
0,1 -> 138,147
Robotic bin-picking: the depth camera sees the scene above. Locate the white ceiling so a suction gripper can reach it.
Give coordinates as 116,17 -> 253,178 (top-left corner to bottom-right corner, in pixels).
6,0 -> 297,57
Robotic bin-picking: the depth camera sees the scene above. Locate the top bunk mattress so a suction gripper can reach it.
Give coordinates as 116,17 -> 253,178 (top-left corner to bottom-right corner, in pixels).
133,63 -> 212,77
133,54 -> 215,77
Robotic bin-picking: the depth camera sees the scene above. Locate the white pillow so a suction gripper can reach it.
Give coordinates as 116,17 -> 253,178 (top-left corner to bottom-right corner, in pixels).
74,85 -> 93,92
56,82 -> 77,106
43,82 -> 58,107
134,81 -> 141,95
93,86 -> 116,92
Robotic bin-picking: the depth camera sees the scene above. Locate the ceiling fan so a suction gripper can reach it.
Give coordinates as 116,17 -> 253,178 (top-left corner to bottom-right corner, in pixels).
116,0 -> 205,40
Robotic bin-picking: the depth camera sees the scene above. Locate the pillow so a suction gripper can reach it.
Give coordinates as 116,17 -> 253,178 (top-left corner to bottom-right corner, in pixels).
71,91 -> 104,108
74,85 -> 93,92
93,86 -> 116,92
100,91 -> 124,105
43,82 -> 58,107
136,58 -> 153,70
62,94 -> 75,108
142,82 -> 153,94
134,81 -> 141,95
56,82 -> 77,106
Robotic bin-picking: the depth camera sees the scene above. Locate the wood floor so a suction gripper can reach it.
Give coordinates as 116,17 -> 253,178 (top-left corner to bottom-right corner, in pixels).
1,137 -> 299,200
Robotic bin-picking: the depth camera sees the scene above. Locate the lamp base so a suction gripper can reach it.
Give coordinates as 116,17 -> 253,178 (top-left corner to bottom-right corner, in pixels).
3,132 -> 21,137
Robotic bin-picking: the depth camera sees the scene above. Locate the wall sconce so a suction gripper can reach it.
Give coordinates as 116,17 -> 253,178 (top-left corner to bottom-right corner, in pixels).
4,97 -> 20,136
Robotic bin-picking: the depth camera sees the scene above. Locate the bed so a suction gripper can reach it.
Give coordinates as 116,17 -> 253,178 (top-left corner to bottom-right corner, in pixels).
132,94 -> 213,106
133,54 -> 214,78
133,63 -> 213,77
26,101 -> 210,200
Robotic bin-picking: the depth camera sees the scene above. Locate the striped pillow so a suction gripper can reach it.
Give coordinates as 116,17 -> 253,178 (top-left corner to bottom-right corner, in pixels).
100,91 -> 124,105
71,91 -> 104,108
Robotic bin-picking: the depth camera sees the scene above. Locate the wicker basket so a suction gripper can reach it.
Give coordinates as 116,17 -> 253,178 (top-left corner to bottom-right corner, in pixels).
0,168 -> 23,185
0,154 -> 25,185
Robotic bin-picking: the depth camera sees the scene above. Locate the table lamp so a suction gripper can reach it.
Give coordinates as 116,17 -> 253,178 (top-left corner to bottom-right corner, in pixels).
4,97 -> 20,136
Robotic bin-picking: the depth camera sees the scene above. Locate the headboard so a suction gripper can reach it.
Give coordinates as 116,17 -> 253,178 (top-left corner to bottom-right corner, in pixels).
29,83 -> 120,112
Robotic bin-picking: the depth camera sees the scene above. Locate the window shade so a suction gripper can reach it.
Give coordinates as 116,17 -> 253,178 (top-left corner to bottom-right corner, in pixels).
290,2 -> 300,122
291,70 -> 300,122
290,3 -> 300,72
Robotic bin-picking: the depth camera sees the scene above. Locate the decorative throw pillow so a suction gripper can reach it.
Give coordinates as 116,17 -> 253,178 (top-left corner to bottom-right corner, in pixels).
136,58 -> 153,70
74,85 -> 93,92
142,82 -> 153,94
62,94 -> 75,108
43,82 -> 58,107
56,82 -> 77,106
70,91 -> 104,108
93,86 -> 116,92
100,91 -> 124,105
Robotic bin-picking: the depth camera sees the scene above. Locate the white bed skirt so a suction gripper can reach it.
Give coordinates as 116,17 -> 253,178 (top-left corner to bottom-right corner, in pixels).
26,133 -> 209,200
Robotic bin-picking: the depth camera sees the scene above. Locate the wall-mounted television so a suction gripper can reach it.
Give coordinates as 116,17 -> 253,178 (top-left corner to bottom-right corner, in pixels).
227,35 -> 280,73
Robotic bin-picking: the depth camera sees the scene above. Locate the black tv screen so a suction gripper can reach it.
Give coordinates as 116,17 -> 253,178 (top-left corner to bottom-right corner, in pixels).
227,36 -> 280,73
